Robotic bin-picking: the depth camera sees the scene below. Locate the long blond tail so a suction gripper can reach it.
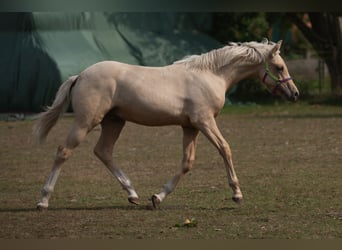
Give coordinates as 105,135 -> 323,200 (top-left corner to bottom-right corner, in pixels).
33,75 -> 78,144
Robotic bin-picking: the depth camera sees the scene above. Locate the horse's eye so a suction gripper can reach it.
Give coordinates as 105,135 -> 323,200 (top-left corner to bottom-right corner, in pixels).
276,66 -> 284,71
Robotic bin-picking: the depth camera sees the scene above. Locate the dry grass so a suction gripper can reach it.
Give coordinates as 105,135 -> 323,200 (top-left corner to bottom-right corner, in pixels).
0,103 -> 341,239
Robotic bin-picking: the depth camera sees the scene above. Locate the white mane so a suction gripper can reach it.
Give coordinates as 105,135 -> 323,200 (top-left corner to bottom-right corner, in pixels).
174,39 -> 277,72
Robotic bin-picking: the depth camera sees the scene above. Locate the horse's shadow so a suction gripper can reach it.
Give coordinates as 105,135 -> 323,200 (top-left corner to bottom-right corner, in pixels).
0,204 -> 236,213
0,205 -> 151,213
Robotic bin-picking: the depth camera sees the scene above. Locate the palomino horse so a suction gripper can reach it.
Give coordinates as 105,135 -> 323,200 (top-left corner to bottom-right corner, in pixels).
34,39 -> 299,210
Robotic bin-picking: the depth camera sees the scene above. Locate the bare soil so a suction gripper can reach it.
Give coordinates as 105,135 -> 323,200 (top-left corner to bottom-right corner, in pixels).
0,104 -> 341,239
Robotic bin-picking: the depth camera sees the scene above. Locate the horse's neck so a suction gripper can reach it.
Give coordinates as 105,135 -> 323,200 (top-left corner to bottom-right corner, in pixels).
217,62 -> 262,92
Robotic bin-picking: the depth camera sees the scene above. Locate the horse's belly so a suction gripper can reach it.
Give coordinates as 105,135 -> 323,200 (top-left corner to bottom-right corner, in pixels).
113,106 -> 190,126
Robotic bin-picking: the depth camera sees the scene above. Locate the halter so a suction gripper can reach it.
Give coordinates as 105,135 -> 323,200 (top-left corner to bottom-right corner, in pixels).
262,61 -> 292,95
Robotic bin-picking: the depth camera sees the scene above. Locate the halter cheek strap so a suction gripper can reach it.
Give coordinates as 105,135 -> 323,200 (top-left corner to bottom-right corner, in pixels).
262,62 -> 292,95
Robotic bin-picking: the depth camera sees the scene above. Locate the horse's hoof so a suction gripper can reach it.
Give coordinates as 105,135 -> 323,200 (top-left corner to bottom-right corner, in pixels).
36,203 -> 48,211
151,194 -> 161,209
232,196 -> 243,204
128,197 -> 140,205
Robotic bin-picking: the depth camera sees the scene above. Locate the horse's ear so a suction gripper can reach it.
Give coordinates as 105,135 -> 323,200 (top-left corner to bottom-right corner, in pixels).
261,37 -> 268,44
276,40 -> 283,49
269,40 -> 282,58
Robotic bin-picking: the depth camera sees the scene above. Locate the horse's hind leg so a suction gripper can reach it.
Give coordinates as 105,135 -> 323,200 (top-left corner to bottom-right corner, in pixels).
152,127 -> 199,208
37,122 -> 89,210
94,116 -> 139,205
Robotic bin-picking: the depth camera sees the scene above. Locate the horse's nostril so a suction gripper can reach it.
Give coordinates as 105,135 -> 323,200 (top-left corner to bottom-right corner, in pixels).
292,91 -> 299,101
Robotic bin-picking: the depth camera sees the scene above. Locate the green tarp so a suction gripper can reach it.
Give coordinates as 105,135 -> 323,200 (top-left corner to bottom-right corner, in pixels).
0,12 -> 221,112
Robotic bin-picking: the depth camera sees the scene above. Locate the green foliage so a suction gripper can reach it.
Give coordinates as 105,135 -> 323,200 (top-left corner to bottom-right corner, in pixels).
227,79 -> 274,104
210,13 -> 269,43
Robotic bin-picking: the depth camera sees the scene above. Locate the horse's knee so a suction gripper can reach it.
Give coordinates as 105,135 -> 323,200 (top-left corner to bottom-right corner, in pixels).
182,159 -> 195,174
55,146 -> 73,163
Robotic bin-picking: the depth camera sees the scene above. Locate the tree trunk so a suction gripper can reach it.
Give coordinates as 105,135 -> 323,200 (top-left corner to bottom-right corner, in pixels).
326,59 -> 342,92
287,13 -> 342,92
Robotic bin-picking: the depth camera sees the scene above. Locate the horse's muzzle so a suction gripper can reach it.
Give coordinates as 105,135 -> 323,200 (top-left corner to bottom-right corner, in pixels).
281,82 -> 299,102
290,90 -> 299,102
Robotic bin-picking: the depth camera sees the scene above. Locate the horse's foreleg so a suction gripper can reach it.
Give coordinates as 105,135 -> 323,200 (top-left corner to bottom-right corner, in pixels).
152,127 -> 199,208
196,118 -> 243,203
94,117 -> 139,205
37,123 -> 88,210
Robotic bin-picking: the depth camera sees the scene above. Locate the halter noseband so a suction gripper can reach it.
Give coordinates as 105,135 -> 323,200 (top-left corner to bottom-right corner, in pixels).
262,61 -> 292,95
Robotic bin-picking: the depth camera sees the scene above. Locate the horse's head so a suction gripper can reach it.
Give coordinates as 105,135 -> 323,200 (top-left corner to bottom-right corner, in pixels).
259,40 -> 299,102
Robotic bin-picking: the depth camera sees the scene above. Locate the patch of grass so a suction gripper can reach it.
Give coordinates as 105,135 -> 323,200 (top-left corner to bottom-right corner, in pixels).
222,101 -> 342,116
0,103 -> 341,239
